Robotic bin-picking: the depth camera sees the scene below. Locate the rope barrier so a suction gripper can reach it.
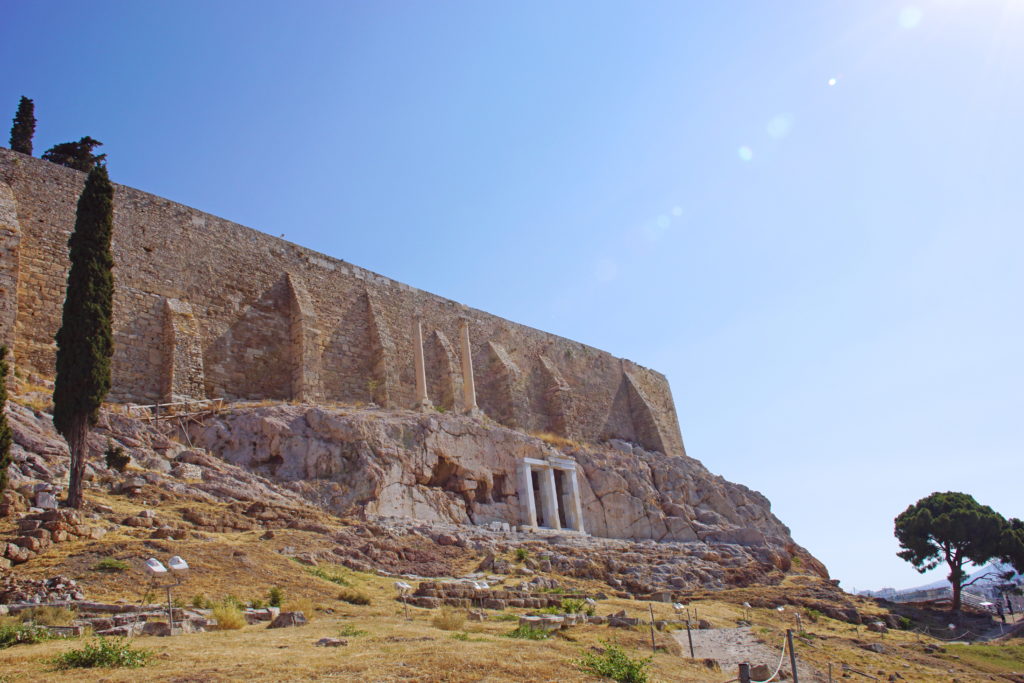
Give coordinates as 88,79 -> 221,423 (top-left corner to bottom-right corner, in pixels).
750,633 -> 789,683
912,625 -> 985,641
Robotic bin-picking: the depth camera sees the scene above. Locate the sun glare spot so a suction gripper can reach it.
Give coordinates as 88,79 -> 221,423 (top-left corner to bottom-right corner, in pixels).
828,77 -> 838,87
737,146 -> 754,162
671,206 -> 683,218
766,115 -> 793,140
899,6 -> 924,29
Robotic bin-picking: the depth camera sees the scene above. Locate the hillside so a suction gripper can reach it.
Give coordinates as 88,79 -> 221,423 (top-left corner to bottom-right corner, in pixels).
0,380 -> 1022,681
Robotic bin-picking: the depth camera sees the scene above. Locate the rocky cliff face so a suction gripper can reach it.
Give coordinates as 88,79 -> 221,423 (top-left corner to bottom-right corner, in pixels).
186,405 -> 796,550
2,393 -> 828,592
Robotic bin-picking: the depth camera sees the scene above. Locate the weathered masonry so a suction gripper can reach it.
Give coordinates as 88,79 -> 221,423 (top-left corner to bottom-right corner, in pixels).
0,148 -> 685,457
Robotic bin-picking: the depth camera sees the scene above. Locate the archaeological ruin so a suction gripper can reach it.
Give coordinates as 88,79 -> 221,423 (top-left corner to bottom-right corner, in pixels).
0,147 -> 797,549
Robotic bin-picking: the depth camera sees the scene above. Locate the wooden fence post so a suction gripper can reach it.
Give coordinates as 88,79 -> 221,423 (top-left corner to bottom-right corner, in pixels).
738,662 -> 751,683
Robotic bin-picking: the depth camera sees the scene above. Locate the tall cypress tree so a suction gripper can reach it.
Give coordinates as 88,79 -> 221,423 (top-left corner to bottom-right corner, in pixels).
9,96 -> 36,155
53,164 -> 114,509
0,345 -> 12,492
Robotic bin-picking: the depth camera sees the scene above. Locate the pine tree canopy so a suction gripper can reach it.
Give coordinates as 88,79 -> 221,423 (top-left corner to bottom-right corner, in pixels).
42,136 -> 107,173
894,492 -> 1008,576
9,96 -> 36,156
53,164 -> 115,438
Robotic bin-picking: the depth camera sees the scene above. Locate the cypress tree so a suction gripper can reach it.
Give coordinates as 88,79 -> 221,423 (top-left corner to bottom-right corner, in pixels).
9,96 -> 36,155
53,164 -> 115,508
0,346 -> 12,492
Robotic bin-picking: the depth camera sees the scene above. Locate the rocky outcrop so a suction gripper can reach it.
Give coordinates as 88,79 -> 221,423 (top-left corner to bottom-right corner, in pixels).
1,396 -> 827,593
185,404 -> 800,552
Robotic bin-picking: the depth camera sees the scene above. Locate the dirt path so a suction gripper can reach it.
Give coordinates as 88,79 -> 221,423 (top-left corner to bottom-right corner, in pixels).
672,627 -> 826,681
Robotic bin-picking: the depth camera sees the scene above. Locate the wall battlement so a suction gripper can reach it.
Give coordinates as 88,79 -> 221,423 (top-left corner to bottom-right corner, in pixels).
0,148 -> 685,456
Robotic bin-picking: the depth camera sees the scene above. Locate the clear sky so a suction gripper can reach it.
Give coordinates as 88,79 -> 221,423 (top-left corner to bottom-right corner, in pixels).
3,0 -> 1022,591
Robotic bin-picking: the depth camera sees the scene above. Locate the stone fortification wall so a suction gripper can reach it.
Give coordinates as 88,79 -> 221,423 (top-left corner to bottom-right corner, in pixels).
0,148 -> 684,456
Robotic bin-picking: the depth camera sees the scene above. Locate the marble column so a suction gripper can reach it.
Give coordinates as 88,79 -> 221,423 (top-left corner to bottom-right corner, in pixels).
518,461 -> 538,530
412,317 -> 432,410
564,468 -> 585,533
540,467 -> 561,531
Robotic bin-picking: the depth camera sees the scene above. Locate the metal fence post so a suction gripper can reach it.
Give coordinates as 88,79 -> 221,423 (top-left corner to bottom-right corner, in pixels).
787,628 -> 799,683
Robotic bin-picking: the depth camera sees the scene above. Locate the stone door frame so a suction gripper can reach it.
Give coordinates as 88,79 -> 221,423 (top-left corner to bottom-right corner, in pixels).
517,456 -> 585,533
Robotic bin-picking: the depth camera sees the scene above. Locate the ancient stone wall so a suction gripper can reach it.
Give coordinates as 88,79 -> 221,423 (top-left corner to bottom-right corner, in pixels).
0,148 -> 686,455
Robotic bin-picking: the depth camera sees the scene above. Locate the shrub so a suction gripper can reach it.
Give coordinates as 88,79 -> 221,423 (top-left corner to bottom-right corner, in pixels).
191,593 -> 212,609
51,638 -> 152,669
286,597 -> 316,618
897,615 -> 913,630
502,624 -> 551,640
336,588 -> 371,606
431,607 -> 466,631
0,622 -> 53,648
211,602 -> 246,630
514,548 -> 529,562
574,641 -> 652,683
268,586 -> 284,608
94,557 -> 128,573
249,599 -> 266,609
450,631 -> 470,641
805,608 -> 822,623
338,623 -> 368,637
221,594 -> 245,610
104,441 -> 130,472
560,598 -> 586,614
306,566 -> 352,587
492,613 -> 520,622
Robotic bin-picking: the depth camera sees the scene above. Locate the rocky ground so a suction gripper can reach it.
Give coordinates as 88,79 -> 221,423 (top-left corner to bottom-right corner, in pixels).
2,387 -> 829,597
1,388 -> 1021,681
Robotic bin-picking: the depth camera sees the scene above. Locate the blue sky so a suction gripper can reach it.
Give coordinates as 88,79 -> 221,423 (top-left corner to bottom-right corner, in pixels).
4,0 -> 1022,591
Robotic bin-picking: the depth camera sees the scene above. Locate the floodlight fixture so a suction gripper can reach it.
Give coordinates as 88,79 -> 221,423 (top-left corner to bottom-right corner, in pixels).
168,556 -> 189,573
672,602 -> 685,611
585,598 -> 597,606
145,558 -> 168,576
394,581 -> 412,593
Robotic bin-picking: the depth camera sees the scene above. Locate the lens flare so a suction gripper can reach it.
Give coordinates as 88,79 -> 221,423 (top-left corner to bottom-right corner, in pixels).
737,146 -> 754,162
766,115 -> 793,140
899,6 -> 923,28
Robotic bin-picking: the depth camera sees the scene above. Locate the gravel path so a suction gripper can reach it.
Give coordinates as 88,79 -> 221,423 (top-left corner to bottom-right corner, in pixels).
672,627 -> 825,681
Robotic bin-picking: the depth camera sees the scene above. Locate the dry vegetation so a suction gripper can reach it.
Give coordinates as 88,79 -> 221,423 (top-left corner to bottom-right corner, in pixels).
1,513 -> 1021,683
1,384 -> 1021,681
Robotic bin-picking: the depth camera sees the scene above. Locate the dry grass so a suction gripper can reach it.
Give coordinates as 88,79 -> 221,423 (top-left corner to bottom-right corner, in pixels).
0,482 -> 1016,681
431,607 -> 466,631
211,604 -> 245,630
529,431 -> 579,449
283,597 -> 315,620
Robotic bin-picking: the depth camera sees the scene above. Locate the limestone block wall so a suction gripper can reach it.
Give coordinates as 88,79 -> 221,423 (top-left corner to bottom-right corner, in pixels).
0,147 -> 687,456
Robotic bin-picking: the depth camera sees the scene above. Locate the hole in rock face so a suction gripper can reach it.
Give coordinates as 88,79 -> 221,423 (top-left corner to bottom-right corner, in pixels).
476,477 -> 493,504
426,454 -> 459,488
491,474 -> 507,501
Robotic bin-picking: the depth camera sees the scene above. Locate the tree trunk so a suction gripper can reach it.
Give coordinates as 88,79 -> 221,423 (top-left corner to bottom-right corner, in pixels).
948,550 -> 964,620
65,413 -> 89,508
951,576 -> 962,616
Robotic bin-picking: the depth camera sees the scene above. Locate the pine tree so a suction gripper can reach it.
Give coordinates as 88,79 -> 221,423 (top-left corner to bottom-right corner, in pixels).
42,136 -> 107,173
0,345 -> 13,492
9,96 -> 36,155
53,164 -> 115,508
